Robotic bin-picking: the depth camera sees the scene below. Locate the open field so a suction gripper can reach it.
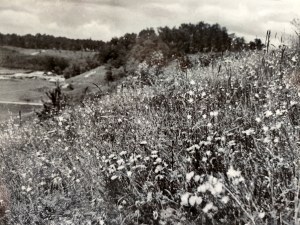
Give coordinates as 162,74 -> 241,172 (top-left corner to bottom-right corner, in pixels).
0,65 -> 110,121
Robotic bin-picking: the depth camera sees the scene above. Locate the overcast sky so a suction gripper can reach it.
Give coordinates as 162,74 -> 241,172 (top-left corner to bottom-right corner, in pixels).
0,0 -> 299,42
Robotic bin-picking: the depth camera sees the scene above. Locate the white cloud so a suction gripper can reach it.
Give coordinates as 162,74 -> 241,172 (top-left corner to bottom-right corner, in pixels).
0,0 -> 299,42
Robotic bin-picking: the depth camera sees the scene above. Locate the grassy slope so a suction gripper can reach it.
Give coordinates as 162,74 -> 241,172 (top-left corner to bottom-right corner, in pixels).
1,49 -> 300,224
1,46 -> 96,60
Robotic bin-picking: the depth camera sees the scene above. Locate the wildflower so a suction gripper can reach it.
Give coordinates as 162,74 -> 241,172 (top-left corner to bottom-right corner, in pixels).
186,171 -> 195,182
186,144 -> 200,152
206,151 -> 212,156
203,202 -> 214,213
181,193 -> 191,206
190,80 -> 196,85
291,101 -> 297,106
275,109 -> 286,116
198,183 -> 209,193
227,166 -> 241,178
209,111 -> 218,117
127,171 -> 132,177
140,141 -> 147,145
274,137 -> 279,143
242,128 -> 255,136
255,117 -> 261,123
155,165 -> 163,173
119,151 -> 127,156
147,192 -> 153,202
111,175 -> 118,180
188,98 -> 194,103
221,196 -> 229,204
187,115 -> 192,120
194,175 -> 201,182
188,196 -> 197,206
265,110 -> 273,118
258,212 -> 265,219
262,126 -> 269,132
188,90 -> 194,95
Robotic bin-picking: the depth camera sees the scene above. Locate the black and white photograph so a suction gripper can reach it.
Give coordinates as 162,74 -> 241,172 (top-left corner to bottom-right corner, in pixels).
0,0 -> 300,224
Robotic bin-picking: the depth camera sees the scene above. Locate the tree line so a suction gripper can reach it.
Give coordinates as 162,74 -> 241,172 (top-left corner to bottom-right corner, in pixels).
0,21 -> 264,78
0,33 -> 105,51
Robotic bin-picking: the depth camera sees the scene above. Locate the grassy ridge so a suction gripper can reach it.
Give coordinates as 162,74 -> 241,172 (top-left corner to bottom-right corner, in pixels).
0,48 -> 300,224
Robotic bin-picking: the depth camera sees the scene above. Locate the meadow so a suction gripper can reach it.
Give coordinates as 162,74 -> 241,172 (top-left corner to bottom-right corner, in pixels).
0,44 -> 300,225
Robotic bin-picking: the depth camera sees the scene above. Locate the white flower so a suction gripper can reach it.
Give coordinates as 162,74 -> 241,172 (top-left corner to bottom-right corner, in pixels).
117,118 -> 122,123
221,196 -> 229,204
227,166 -> 241,178
210,111 -> 218,117
203,202 -> 214,213
155,165 -> 163,173
147,192 -> 153,202
291,101 -> 297,106
140,141 -> 147,145
197,183 -> 209,193
181,192 -> 191,206
186,144 -> 200,152
186,171 -> 195,182
190,80 -> 196,85
119,151 -> 127,156
127,171 -> 132,177
187,115 -> 192,120
188,90 -> 194,95
262,126 -> 269,132
195,196 -> 202,205
242,128 -> 255,136
275,109 -> 285,116
188,98 -> 194,103
258,212 -> 265,219
117,159 -> 125,165
194,175 -> 201,182
111,175 -> 118,180
265,110 -> 273,118
213,182 -> 223,194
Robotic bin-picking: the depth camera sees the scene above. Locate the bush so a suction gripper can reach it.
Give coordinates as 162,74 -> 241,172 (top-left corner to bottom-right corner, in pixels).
37,83 -> 69,120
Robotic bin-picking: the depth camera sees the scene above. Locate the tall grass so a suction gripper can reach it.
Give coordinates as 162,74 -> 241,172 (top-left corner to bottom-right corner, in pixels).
0,46 -> 300,224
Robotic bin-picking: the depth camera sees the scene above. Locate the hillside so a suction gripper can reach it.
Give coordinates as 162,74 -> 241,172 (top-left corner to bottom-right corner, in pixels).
0,43 -> 299,224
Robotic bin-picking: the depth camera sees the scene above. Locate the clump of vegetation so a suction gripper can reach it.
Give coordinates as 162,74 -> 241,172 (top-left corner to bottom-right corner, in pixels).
37,83 -> 69,120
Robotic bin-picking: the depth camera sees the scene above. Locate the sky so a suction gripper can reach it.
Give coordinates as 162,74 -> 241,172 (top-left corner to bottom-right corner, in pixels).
0,0 -> 299,42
